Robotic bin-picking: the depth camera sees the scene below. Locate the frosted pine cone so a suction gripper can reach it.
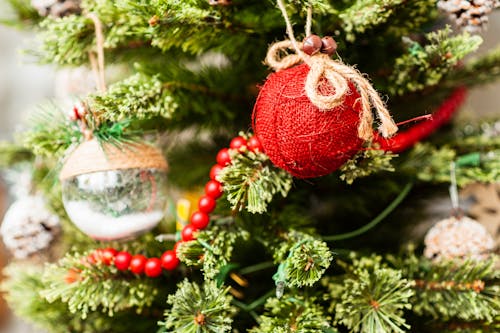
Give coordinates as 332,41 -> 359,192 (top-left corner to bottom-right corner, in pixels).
31,0 -> 81,18
0,195 -> 60,259
424,216 -> 495,261
437,0 -> 499,33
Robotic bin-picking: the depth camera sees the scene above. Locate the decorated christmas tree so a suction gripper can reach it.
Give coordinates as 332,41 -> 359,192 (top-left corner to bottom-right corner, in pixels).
0,0 -> 499,332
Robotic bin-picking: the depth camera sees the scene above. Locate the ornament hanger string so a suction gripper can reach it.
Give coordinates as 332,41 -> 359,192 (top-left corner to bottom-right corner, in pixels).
269,0 -> 398,141
449,162 -> 461,217
86,12 -> 107,93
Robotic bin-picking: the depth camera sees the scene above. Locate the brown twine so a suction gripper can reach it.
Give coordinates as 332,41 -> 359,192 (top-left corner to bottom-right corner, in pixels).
59,139 -> 168,180
86,12 -> 106,92
269,0 -> 397,140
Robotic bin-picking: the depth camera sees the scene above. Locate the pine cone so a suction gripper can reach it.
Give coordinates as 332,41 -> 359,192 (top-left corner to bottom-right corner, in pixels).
437,0 -> 499,33
31,0 -> 82,18
0,196 -> 60,259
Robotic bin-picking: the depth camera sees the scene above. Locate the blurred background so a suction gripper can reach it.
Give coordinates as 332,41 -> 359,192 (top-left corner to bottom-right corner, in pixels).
0,8 -> 499,333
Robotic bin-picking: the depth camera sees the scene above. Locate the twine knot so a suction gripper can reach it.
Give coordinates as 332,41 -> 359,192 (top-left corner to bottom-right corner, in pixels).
265,39 -> 398,141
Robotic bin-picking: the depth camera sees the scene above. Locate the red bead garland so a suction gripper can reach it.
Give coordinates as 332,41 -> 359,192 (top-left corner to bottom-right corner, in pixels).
129,254 -> 147,274
80,135 -> 262,279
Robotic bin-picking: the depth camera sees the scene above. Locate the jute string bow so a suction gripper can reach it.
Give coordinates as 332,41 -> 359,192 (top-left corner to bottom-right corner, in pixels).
269,0 -> 398,141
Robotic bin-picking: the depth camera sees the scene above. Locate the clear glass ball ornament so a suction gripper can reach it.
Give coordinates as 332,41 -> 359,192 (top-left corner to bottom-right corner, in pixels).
59,139 -> 168,240
62,169 -> 167,240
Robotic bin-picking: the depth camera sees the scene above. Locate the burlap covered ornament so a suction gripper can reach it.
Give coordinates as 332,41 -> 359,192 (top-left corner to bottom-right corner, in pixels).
252,2 -> 398,178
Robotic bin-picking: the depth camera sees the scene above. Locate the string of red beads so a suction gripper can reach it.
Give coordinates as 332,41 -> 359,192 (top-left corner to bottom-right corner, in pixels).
85,135 -> 263,279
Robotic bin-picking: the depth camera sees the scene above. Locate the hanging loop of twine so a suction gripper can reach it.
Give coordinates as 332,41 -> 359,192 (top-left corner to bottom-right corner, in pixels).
86,12 -> 106,93
269,0 -> 398,141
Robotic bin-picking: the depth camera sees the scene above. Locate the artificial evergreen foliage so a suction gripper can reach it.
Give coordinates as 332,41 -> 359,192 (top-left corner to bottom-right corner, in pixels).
0,0 -> 499,332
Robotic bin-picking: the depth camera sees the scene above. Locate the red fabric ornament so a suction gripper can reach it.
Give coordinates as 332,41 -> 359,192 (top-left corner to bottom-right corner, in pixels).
253,63 -> 364,178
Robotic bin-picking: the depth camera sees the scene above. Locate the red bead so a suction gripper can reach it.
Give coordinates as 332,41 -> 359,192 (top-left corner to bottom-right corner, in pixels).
144,258 -> 163,277
114,251 -> 132,271
101,248 -> 117,265
198,195 -> 216,214
182,224 -> 197,241
247,136 -> 263,152
302,35 -> 322,56
161,250 -> 180,270
209,164 -> 224,180
230,136 -> 247,150
216,148 -> 231,166
129,254 -> 147,274
205,180 -> 223,199
191,211 -> 210,229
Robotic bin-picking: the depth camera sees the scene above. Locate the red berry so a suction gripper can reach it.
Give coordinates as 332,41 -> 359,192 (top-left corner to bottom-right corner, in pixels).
198,195 -> 216,214
182,224 -> 197,241
144,258 -> 163,277
114,251 -> 132,271
161,250 -> 180,270
205,180 -> 223,199
101,248 -> 117,265
216,148 -> 231,166
191,211 -> 210,229
230,136 -> 247,150
247,136 -> 263,152
209,164 -> 224,180
129,254 -> 147,274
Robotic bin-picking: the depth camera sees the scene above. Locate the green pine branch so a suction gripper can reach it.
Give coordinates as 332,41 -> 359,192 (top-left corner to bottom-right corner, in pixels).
338,0 -> 437,42
443,44 -> 500,89
160,279 -> 235,333
218,147 -> 293,214
339,148 -> 397,184
392,253 -> 500,322
0,141 -> 33,167
402,143 -> 500,185
40,252 -> 164,319
176,220 -> 250,280
329,255 -> 413,333
2,264 -> 160,333
249,294 -> 331,333
389,27 -> 482,95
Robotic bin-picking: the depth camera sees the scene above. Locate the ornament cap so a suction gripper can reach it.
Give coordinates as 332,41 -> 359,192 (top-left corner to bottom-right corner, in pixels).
59,139 -> 168,180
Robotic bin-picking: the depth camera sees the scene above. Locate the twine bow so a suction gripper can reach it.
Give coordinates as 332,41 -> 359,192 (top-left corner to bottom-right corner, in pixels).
269,0 -> 398,141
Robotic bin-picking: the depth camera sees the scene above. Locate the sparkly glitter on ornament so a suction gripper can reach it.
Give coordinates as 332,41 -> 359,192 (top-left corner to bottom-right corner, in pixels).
60,139 -> 168,240
424,216 -> 495,261
0,195 -> 60,259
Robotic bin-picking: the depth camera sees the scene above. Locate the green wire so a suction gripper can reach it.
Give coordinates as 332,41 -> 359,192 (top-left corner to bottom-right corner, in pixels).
322,182 -> 414,241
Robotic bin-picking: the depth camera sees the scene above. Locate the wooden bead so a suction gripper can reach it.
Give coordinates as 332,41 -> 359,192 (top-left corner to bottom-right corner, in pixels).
321,36 -> 337,56
302,35 -> 322,56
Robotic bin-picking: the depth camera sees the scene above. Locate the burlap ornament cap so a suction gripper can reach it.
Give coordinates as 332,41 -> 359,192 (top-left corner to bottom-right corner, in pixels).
59,139 -> 168,180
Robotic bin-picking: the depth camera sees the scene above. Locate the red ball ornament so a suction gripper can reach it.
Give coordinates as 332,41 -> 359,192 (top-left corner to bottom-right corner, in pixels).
114,251 -> 132,271
191,211 -> 210,229
216,148 -> 231,166
182,224 -> 197,241
144,258 -> 163,277
198,195 -> 216,214
161,250 -> 180,270
129,254 -> 147,274
229,136 -> 247,150
252,63 -> 364,178
205,180 -> 223,199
